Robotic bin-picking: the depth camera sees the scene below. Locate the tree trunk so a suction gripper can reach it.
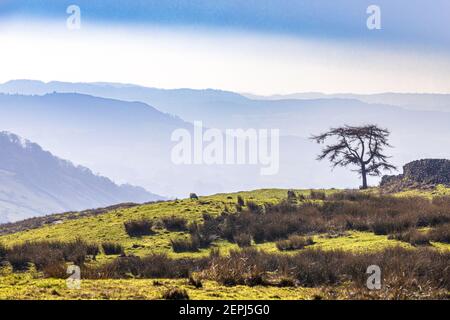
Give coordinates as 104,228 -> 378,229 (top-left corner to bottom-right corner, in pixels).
361,163 -> 368,189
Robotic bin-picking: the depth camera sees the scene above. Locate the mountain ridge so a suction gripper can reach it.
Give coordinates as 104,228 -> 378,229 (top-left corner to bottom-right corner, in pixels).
1,80 -> 449,199
0,131 -> 163,222
3,79 -> 450,113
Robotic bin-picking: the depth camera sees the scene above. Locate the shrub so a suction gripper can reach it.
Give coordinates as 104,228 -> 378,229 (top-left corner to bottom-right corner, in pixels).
287,190 -> 297,201
276,236 -> 314,251
6,251 -> 38,271
429,224 -> 450,243
202,248 -> 268,286
185,192 -> 450,247
432,195 -> 450,207
188,220 -> 219,248
329,190 -> 374,201
310,190 -> 326,200
162,216 -> 188,231
188,275 -> 203,288
101,242 -> 124,255
171,237 -> 199,253
246,201 -> 262,213
233,233 -> 252,248
4,239 -> 98,272
277,277 -> 296,287
72,243 -> 450,298
42,263 -> 68,278
124,219 -> 154,237
87,253 -> 203,279
85,243 -> 100,258
0,243 -> 6,259
200,246 -> 450,291
389,229 -> 431,246
162,288 -> 190,300
371,216 -> 413,235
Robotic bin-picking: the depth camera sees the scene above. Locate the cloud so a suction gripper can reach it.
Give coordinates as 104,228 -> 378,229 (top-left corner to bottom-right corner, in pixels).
1,20 -> 450,95
2,0 -> 450,49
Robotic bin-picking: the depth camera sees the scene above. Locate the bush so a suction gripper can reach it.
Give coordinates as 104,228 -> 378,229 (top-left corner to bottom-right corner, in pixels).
4,239 -> 98,272
188,220 -> 219,248
237,195 -> 245,206
200,246 -> 450,291
202,248 -> 268,286
171,237 -> 199,253
371,216 -> 414,235
124,219 -> 154,237
429,224 -> 450,243
162,216 -> 188,231
287,190 -> 297,202
276,235 -> 314,251
277,277 -> 296,287
246,201 -> 262,213
162,288 -> 190,300
389,229 -> 431,246
233,233 -> 252,248
86,243 -> 100,258
0,243 -> 6,259
310,190 -> 326,200
102,242 -> 124,255
184,192 -> 450,247
188,275 -> 203,288
86,253 -> 204,279
66,243 -> 450,298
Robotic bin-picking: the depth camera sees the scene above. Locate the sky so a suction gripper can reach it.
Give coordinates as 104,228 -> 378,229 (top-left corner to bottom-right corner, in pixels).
1,0 -> 450,94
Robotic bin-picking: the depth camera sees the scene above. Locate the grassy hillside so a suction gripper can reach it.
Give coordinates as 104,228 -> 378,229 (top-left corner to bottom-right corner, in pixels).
0,187 -> 449,300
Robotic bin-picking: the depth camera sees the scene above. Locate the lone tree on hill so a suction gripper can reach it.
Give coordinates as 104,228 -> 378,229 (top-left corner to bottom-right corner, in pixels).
311,124 -> 396,189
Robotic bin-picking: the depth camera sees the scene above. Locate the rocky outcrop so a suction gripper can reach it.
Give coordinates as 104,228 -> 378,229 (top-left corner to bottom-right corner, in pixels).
380,159 -> 450,191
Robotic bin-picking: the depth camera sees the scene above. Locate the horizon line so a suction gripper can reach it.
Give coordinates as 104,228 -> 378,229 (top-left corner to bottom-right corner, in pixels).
3,79 -> 450,97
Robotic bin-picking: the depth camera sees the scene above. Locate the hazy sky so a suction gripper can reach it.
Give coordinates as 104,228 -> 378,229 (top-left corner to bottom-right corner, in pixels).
1,0 -> 450,94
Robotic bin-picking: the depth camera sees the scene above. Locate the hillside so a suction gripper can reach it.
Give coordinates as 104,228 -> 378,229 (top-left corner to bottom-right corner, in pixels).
1,187 -> 449,257
0,187 -> 449,299
0,132 -> 162,222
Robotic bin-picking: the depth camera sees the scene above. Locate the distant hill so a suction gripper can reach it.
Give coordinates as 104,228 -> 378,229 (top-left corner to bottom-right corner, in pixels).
0,80 -> 249,129
0,81 -> 449,198
0,132 -> 163,223
244,92 -> 450,113
1,80 -> 450,128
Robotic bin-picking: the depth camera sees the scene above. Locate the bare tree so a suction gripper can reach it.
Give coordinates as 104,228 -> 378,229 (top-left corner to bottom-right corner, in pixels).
311,125 -> 396,189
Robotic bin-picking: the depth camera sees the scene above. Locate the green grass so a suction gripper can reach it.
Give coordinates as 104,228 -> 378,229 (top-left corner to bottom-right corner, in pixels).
394,184 -> 450,198
0,272 -> 318,300
1,187 -> 449,260
0,189 -> 333,256
1,187 -> 449,300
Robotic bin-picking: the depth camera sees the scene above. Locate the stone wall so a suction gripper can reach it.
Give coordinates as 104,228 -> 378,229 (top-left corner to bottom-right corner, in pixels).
380,159 -> 450,191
